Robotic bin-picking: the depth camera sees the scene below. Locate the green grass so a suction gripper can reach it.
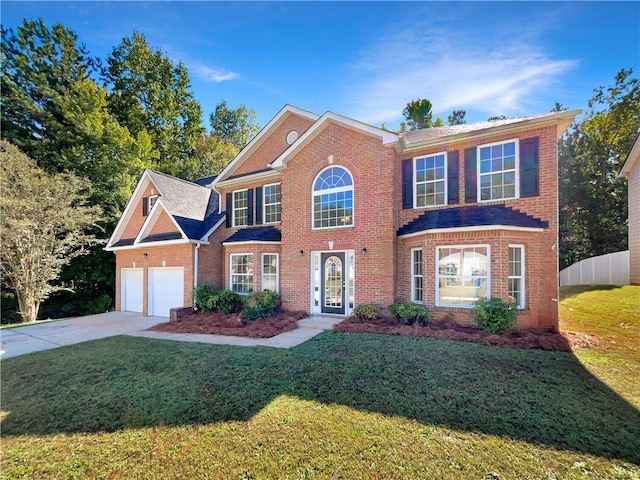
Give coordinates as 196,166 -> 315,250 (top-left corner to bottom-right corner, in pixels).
1,286 -> 639,479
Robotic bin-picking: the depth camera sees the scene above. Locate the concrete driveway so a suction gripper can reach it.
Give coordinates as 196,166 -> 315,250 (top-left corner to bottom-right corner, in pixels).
0,312 -> 166,359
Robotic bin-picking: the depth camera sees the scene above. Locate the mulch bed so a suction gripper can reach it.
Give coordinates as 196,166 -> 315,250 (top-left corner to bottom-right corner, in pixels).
149,310 -> 308,338
334,316 -> 599,352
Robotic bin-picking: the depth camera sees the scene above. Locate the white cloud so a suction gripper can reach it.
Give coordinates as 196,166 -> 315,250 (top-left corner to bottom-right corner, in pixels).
189,63 -> 239,83
345,18 -> 577,125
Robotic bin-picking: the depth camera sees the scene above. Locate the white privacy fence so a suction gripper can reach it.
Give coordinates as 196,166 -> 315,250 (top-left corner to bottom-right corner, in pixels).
560,251 -> 630,286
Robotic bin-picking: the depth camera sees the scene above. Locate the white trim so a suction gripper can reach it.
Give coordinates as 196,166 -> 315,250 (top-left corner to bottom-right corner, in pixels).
263,182 -> 282,225
311,165 -> 355,231
222,240 -> 281,246
620,134 -> 640,178
397,224 -> 544,239
508,244 -> 526,309
200,216 -> 226,242
309,250 -> 355,316
107,171 -> 154,248
413,151 -> 448,209
435,244 -> 491,309
261,253 -> 279,293
134,198 -> 186,245
477,138 -> 519,203
230,252 -> 254,295
271,111 -> 398,169
215,169 -> 280,188
410,247 -> 424,304
232,189 -> 249,227
106,238 -> 207,251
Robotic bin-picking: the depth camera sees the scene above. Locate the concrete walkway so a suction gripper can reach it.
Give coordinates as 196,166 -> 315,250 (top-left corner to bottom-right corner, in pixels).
1,312 -> 342,359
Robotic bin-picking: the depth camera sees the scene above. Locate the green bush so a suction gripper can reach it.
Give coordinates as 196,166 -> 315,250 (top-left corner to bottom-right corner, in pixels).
194,283 -> 216,311
472,297 -> 517,333
389,302 -> 431,326
242,290 -> 280,320
353,303 -> 380,321
207,290 -> 244,314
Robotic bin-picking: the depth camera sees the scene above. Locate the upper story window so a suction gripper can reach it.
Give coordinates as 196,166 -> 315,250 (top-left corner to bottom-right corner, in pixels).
233,189 -> 248,227
415,153 -> 446,208
312,166 -> 353,229
478,140 -> 518,202
263,183 -> 281,224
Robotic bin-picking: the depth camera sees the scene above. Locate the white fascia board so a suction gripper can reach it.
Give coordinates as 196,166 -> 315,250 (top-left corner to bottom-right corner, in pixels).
270,112 -> 399,169
107,170 -> 156,248
105,238 -> 207,252
619,134 -> 640,178
221,241 -> 281,246
134,199 -> 187,244
214,169 -> 281,189
212,105 -> 320,185
397,225 -> 545,239
200,216 -> 226,242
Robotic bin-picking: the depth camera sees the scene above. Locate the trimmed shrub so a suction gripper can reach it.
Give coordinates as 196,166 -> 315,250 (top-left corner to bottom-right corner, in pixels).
242,290 -> 280,320
389,302 -> 431,326
194,283 -> 216,311
207,290 -> 244,315
472,297 -> 517,333
353,303 -> 380,321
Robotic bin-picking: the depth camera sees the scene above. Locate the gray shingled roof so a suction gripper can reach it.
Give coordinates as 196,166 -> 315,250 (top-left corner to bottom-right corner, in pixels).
400,112 -> 556,147
147,170 -> 214,221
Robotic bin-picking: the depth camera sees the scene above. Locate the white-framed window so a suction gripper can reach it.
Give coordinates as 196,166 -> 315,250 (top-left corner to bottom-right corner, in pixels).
312,166 -> 354,229
148,195 -> 159,210
411,248 -> 424,303
232,189 -> 248,227
230,253 -> 253,294
478,139 -> 518,202
508,245 -> 525,309
261,253 -> 279,292
263,183 -> 281,224
436,245 -> 490,307
414,152 -> 446,208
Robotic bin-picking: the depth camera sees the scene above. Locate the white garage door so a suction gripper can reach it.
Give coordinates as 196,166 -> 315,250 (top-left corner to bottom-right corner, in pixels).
148,267 -> 184,317
121,268 -> 143,313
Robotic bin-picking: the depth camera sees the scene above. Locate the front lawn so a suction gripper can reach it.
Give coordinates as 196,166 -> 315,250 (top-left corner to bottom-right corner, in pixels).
1,286 -> 639,479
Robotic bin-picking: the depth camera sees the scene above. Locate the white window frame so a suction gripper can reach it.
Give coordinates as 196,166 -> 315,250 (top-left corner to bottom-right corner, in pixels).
411,248 -> 424,303
414,152 -> 447,208
148,194 -> 159,210
261,253 -> 279,292
435,244 -> 491,308
232,189 -> 249,227
477,139 -> 519,203
263,183 -> 282,224
508,244 -> 526,309
230,253 -> 253,294
312,166 -> 354,230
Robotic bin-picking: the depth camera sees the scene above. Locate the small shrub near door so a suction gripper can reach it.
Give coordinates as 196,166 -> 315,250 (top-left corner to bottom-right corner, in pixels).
389,302 -> 431,326
472,297 -> 517,333
194,283 -> 216,311
207,290 -> 244,315
353,303 -> 380,321
242,290 -> 280,320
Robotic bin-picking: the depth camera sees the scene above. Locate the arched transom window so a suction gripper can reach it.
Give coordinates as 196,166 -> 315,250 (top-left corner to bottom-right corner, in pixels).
312,166 -> 354,229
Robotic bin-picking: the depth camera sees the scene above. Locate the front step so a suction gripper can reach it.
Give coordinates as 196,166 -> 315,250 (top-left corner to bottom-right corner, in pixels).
298,316 -> 344,330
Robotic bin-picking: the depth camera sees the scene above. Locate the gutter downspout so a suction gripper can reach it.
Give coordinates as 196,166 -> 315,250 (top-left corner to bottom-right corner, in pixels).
194,243 -> 200,308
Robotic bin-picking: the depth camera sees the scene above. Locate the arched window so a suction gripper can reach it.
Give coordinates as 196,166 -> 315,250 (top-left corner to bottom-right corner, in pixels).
312,166 -> 354,229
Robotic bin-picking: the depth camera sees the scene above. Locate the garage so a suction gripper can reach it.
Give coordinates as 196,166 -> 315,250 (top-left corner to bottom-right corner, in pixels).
148,267 -> 185,317
121,268 -> 143,313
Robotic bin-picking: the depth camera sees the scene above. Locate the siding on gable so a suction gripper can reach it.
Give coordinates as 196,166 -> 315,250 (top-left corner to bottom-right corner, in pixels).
629,160 -> 640,285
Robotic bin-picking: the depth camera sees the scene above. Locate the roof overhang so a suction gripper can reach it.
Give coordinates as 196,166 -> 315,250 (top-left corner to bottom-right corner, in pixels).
215,168 -> 281,189
105,238 -> 208,251
221,240 -> 282,246
619,134 -> 640,179
397,225 -> 545,239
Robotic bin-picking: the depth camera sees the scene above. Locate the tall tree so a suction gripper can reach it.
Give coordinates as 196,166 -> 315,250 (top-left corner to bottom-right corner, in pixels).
403,99 -> 433,130
104,32 -> 204,178
190,133 -> 240,180
448,109 -> 466,125
209,100 -> 260,149
0,142 -> 102,322
559,68 -> 639,268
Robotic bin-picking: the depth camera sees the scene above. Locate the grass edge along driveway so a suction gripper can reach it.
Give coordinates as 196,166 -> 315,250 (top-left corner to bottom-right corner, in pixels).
2,285 -> 639,480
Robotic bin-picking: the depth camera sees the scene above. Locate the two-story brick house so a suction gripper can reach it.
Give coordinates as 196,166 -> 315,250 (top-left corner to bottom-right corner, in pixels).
107,104 -> 579,330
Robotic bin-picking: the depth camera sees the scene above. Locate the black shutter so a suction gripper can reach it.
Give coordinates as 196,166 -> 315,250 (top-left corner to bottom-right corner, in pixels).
447,151 -> 459,205
402,159 -> 413,209
225,192 -> 232,227
142,197 -> 149,216
464,147 -> 477,203
520,137 -> 540,197
247,189 -> 254,226
255,186 -> 263,225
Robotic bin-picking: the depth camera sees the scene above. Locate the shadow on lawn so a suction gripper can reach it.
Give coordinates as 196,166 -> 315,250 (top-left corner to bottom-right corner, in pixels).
1,332 -> 639,465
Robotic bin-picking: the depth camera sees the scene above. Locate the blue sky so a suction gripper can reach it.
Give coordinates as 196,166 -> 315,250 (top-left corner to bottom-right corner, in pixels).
2,1 -> 639,130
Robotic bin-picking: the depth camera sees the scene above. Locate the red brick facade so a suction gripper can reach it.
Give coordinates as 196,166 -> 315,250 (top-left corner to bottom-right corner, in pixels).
109,106 -> 577,329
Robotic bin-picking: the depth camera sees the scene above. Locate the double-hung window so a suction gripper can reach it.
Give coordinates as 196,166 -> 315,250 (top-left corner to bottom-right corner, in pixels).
411,248 -> 423,303
263,183 -> 281,224
262,253 -> 279,292
415,153 -> 446,207
312,166 -> 354,229
508,245 -> 525,309
233,190 -> 248,227
230,254 -> 253,294
436,245 -> 490,307
478,140 -> 518,201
